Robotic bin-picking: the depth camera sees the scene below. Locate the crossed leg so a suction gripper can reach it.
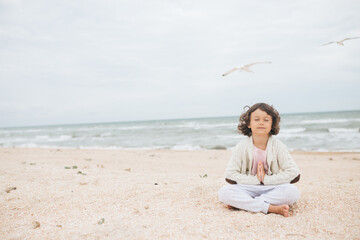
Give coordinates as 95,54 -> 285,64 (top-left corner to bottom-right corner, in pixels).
219,184 -> 300,217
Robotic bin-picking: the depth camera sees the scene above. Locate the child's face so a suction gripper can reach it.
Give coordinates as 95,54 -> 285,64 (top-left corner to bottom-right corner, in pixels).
248,108 -> 273,136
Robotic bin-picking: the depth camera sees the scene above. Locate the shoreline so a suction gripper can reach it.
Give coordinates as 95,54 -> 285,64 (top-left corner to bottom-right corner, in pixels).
1,146 -> 360,153
1,148 -> 359,239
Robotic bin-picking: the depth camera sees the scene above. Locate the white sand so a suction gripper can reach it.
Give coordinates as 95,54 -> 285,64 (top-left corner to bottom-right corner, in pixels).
1,148 -> 360,239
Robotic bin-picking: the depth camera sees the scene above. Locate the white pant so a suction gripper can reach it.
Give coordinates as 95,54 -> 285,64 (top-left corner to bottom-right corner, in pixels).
219,184 -> 300,214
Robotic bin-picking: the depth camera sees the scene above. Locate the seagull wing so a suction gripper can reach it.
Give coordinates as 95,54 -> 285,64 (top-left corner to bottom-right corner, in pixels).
244,61 -> 272,67
342,37 -> 360,42
222,67 -> 240,76
321,41 -> 336,46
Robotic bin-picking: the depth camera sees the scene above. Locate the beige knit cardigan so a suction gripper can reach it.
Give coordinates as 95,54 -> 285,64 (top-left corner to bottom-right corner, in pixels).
225,135 -> 300,185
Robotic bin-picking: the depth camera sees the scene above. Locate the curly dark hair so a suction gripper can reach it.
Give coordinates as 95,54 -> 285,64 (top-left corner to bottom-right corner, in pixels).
238,103 -> 280,136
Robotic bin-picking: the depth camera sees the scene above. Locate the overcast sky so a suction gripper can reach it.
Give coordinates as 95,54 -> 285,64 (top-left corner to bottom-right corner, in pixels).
1,0 -> 359,127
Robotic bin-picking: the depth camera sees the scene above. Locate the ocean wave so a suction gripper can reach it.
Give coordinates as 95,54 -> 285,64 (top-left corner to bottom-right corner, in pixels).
114,126 -> 148,130
35,135 -> 50,140
2,144 -> 358,152
44,135 -> 73,142
0,128 -> 44,134
281,127 -> 360,134
18,142 -> 44,148
53,126 -> 103,132
100,132 -> 113,137
1,111 -> 359,152
281,128 -> 306,133
301,118 -> 360,124
279,128 -> 329,135
286,146 -> 360,152
0,137 -> 29,143
108,122 -> 236,131
175,122 -> 235,129
170,145 -> 203,150
215,134 -> 244,139
328,128 -> 359,133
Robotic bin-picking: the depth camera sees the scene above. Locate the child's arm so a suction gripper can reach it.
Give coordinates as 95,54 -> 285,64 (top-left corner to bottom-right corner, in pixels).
224,145 -> 261,185
263,143 -> 300,185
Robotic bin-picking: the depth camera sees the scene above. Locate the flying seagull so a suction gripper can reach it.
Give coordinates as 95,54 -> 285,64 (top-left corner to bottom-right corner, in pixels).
222,61 -> 272,76
321,37 -> 360,46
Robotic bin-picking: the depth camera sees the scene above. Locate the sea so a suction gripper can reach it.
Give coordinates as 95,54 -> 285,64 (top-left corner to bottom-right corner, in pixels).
0,110 -> 359,152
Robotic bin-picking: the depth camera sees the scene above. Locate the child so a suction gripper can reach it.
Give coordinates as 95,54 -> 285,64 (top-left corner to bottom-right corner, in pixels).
219,103 -> 300,217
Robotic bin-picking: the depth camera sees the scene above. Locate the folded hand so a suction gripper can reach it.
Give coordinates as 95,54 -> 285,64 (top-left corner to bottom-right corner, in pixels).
257,161 -> 265,183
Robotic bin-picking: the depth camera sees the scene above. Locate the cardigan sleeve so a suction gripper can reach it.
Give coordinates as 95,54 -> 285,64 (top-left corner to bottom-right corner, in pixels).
263,141 -> 300,185
224,143 -> 261,185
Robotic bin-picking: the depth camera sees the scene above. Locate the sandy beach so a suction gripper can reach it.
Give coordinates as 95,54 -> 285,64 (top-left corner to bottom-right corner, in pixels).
1,148 -> 359,239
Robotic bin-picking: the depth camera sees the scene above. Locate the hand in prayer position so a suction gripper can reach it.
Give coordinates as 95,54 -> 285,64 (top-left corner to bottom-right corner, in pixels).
257,161 -> 265,183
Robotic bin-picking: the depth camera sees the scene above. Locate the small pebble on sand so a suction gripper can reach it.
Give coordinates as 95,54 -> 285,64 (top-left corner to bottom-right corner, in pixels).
5,187 -> 16,193
32,221 -> 40,229
98,218 -> 105,225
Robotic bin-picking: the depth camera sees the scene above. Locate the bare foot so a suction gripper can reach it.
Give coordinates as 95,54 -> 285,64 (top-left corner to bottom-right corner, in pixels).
268,204 -> 290,217
226,205 -> 237,210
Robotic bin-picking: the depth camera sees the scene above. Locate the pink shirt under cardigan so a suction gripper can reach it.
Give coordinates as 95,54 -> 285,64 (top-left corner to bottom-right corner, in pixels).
251,145 -> 269,176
